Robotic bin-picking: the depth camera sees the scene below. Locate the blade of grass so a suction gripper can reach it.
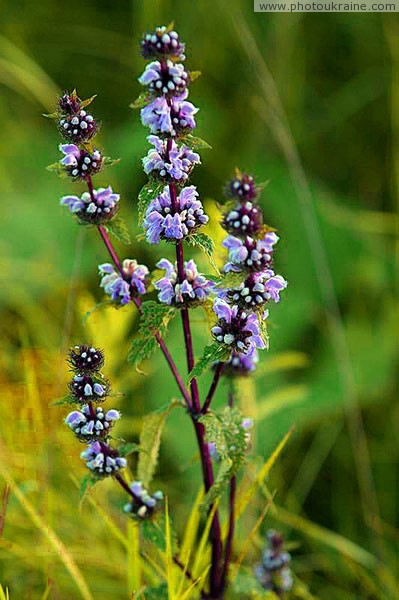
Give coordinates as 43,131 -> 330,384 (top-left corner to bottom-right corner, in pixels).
0,459 -> 93,600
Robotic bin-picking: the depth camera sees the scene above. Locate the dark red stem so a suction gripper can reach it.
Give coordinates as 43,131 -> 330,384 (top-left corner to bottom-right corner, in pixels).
220,388 -> 236,592
201,362 -> 224,414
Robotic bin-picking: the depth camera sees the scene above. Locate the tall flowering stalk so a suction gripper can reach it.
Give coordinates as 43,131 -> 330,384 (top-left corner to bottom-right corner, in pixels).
47,23 -> 288,599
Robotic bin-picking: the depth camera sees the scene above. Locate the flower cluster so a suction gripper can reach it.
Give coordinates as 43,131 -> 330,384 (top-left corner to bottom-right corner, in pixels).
65,344 -> 126,476
99,259 -> 149,305
143,185 -> 208,244
123,481 -> 164,520
60,186 -> 120,224
155,258 -> 214,306
143,135 -> 200,183
254,530 -> 293,595
50,90 -> 121,227
65,345 -> 163,516
57,90 -> 99,144
213,173 -> 287,371
208,418 -> 253,461
138,25 -> 208,245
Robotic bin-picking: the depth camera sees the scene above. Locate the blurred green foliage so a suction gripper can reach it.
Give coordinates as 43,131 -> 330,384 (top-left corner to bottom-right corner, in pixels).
0,1 -> 398,598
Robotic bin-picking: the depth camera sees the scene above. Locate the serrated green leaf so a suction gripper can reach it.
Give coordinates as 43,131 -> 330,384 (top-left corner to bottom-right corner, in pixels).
181,133 -> 212,150
216,271 -> 246,289
188,343 -> 231,382
128,301 -> 176,367
104,217 -> 131,244
186,232 -> 219,274
199,407 -> 249,511
138,401 -> 180,487
118,442 -> 140,457
50,395 -> 76,407
79,473 -> 101,505
130,91 -> 152,110
137,180 -> 165,224
102,156 -> 121,168
189,70 -> 202,82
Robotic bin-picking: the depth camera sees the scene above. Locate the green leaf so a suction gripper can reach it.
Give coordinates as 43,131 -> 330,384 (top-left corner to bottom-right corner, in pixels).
130,91 -> 152,110
188,343 -> 231,382
186,232 -> 219,273
135,583 -> 168,600
102,156 -> 121,168
118,442 -> 140,457
137,180 -> 165,224
233,572 -> 271,596
189,70 -> 202,82
140,513 -> 178,554
138,401 -> 180,487
82,299 -> 118,325
79,473 -> 101,505
42,111 -> 58,120
255,311 -> 269,349
104,217 -> 131,244
80,94 -> 97,109
128,301 -> 176,367
50,395 -> 75,407
181,133 -> 211,150
46,162 -> 68,179
199,407 -> 249,511
216,271 -> 246,289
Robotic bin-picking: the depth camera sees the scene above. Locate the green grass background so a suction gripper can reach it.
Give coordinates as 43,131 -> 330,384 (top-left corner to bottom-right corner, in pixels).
0,1 -> 398,598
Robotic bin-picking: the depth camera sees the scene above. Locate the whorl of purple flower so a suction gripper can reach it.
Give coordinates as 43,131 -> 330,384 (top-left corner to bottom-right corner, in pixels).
138,60 -> 188,97
143,185 -> 208,244
224,348 -> 259,376
123,480 -> 164,520
154,258 -> 215,306
65,405 -> 121,442
211,299 -> 266,354
225,172 -> 258,201
221,270 -> 287,309
254,530 -> 293,593
68,345 -> 104,373
80,442 -> 127,476
99,259 -> 149,305
142,135 -> 200,182
223,232 -> 279,273
60,186 -> 120,224
140,26 -> 185,60
69,374 -> 110,403
59,143 -> 102,179
223,200 -> 264,237
58,91 -> 98,143
141,91 -> 198,136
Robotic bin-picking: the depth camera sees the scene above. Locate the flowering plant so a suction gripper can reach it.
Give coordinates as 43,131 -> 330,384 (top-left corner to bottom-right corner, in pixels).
47,23 -> 291,599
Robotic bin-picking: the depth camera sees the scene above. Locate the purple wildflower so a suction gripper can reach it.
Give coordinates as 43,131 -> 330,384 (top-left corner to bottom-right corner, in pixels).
143,185 -> 208,244
141,91 -> 198,136
211,299 -> 266,354
223,232 -> 279,273
80,442 -> 127,476
222,201 -> 264,237
140,26 -> 185,60
154,258 -> 215,306
123,480 -> 164,520
65,405 -> 121,442
222,270 -> 287,309
59,144 -> 102,179
254,530 -> 293,594
142,135 -> 200,182
60,185 -> 120,225
58,91 -> 98,143
68,345 -> 104,373
225,172 -> 258,201
69,374 -> 110,404
224,348 -> 259,376
139,60 -> 188,97
99,259 -> 149,305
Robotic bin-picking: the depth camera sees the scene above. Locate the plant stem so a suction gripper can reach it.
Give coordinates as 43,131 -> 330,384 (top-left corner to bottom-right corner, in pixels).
220,388 -> 236,593
84,176 -> 192,409
201,362 -> 224,414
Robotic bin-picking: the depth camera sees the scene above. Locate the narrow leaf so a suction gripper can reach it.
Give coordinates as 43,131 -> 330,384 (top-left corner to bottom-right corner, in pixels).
80,94 -> 97,109
130,91 -> 152,110
189,70 -> 202,82
102,156 -> 121,168
181,133 -> 211,150
118,442 -> 141,457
